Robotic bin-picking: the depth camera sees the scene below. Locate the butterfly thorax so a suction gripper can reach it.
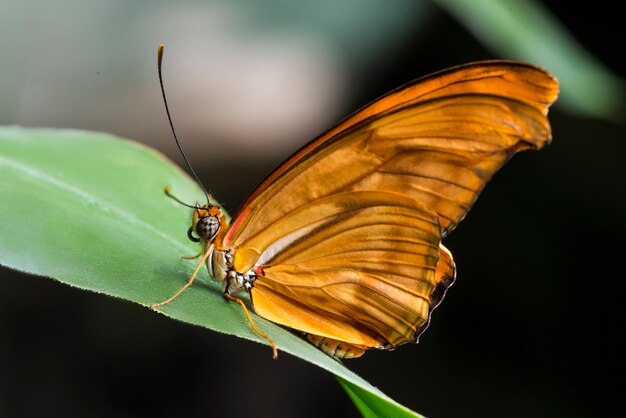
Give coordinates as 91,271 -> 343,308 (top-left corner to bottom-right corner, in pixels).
209,247 -> 257,294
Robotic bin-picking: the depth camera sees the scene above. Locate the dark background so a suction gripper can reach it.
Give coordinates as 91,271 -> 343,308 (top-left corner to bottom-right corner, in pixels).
1,1 -> 624,417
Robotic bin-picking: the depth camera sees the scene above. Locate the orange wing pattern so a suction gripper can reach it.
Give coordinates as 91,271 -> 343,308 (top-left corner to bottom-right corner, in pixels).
224,61 -> 558,247
250,192 -> 441,347
217,61 -> 558,357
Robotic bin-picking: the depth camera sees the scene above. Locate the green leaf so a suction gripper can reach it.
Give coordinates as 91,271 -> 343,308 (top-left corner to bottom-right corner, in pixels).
338,377 -> 422,418
0,126 -> 424,418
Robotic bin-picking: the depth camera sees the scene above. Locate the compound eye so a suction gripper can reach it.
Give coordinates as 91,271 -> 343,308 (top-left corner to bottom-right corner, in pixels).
196,216 -> 220,241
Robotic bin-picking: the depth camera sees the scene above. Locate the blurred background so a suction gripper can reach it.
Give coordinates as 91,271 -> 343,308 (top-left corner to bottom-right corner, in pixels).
1,0 -> 624,417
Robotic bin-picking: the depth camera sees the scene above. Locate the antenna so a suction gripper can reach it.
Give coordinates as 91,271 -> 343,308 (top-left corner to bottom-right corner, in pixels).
163,185 -> 198,209
157,44 -> 210,203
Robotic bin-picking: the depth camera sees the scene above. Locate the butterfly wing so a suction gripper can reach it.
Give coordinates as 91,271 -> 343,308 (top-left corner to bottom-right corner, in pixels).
219,61 -> 558,354
247,191 -> 443,346
225,61 -> 559,246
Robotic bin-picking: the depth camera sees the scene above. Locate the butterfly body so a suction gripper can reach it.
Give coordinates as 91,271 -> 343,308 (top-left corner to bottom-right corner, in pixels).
171,60 -> 559,359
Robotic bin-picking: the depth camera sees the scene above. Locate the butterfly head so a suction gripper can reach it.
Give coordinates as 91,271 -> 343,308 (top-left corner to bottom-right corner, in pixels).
189,204 -> 222,243
163,186 -> 222,244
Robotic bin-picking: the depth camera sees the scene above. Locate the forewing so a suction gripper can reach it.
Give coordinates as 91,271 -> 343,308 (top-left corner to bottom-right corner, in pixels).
224,61 -> 558,254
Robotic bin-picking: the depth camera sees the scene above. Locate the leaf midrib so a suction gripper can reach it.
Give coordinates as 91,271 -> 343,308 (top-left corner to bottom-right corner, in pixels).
0,154 -> 191,254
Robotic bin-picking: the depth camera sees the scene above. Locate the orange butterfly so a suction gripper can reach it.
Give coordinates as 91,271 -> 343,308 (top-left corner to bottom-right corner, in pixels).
152,50 -> 559,359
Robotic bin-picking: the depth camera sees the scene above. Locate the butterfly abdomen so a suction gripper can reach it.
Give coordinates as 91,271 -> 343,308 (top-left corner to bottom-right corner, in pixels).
302,333 -> 368,359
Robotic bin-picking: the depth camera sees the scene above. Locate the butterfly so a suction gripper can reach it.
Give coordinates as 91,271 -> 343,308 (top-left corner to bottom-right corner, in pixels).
152,51 -> 559,360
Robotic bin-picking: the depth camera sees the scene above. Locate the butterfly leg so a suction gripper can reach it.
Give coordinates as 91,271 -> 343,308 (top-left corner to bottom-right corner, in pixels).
223,293 -> 278,359
181,251 -> 204,260
150,245 -> 213,310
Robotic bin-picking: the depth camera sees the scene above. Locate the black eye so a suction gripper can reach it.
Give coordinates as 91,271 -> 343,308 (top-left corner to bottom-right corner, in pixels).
195,216 -> 220,241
